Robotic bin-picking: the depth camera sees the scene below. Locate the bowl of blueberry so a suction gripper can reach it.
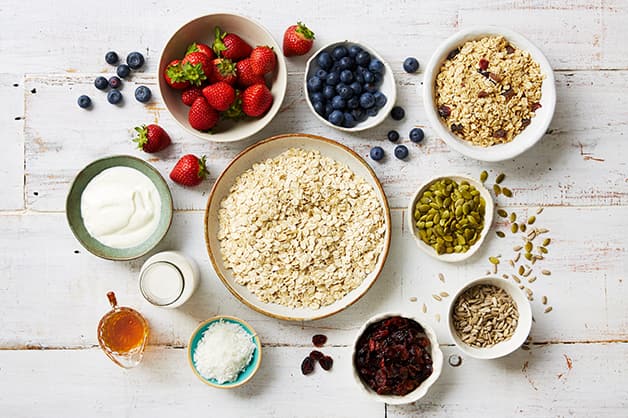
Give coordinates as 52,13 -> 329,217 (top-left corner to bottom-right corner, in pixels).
305,41 -> 396,131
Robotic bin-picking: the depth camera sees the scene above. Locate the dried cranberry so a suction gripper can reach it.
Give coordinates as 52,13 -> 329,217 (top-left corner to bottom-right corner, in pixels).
312,334 -> 327,347
477,91 -> 489,98
493,129 -> 507,138
447,48 -> 460,60
309,350 -> 324,361
531,102 -> 542,112
506,44 -> 515,54
319,356 -> 333,371
301,357 -> 314,375
502,88 -> 515,101
479,58 -> 489,71
489,72 -> 503,83
438,105 -> 451,118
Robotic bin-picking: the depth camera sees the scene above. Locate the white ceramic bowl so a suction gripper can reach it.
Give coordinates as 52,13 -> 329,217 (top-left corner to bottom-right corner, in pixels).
407,174 -> 494,262
423,26 -> 556,161
304,41 -> 396,132
351,312 -> 443,405
204,133 -> 392,321
158,13 -> 287,142
447,276 -> 532,359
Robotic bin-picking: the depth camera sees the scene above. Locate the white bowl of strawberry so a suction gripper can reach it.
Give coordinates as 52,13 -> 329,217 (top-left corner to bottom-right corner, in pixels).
159,14 -> 287,142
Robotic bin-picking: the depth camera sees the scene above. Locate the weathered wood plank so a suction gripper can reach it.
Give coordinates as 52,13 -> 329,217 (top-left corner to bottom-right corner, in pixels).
0,74 -> 25,210
0,207 -> 625,348
23,70 -> 628,211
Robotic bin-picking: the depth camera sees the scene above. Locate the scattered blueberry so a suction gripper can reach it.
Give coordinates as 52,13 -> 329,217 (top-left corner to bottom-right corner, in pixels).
391,106 -> 405,120
387,130 -> 400,142
356,50 -> 371,66
370,146 -> 384,161
77,95 -> 92,109
108,76 -> 122,89
126,51 -> 145,70
409,127 -> 425,143
323,85 -> 335,99
368,59 -> 384,74
116,64 -> 131,79
94,76 -> 108,90
348,45 -> 362,58
318,52 -> 333,70
105,51 -> 119,65
331,95 -> 346,110
332,46 -> 348,60
359,92 -> 375,109
107,89 -> 122,105
315,69 -> 328,79
373,91 -> 387,108
307,76 -> 322,92
134,86 -> 152,103
343,112 -> 357,128
394,144 -> 409,159
340,69 -> 353,84
403,57 -> 419,73
328,109 -> 344,126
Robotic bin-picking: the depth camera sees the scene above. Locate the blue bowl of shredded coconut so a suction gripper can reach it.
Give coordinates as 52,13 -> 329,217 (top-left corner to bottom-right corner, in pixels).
188,316 -> 262,388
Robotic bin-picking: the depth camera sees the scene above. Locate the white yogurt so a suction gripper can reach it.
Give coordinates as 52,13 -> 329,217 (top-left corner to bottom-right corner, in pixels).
80,166 -> 161,248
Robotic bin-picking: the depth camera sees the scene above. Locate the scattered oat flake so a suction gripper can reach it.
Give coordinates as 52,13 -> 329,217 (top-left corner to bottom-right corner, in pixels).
432,294 -> 442,302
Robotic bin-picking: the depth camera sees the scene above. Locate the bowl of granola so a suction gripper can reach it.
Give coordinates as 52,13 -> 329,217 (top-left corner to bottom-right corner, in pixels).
423,27 -> 556,161
204,133 -> 392,321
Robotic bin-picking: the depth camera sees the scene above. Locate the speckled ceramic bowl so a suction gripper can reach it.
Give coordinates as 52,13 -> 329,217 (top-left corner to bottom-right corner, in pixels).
66,155 -> 173,261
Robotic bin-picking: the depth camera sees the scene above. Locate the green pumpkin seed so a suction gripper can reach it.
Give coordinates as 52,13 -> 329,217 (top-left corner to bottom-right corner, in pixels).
511,223 -> 519,234
520,223 -> 527,232
528,216 -> 536,225
525,241 -> 533,253
496,231 -> 506,238
493,184 -> 502,195
497,209 -> 508,218
543,238 -> 551,246
489,256 -> 500,265
502,187 -> 513,197
518,265 -> 525,275
540,246 -> 548,254
480,170 -> 488,183
495,173 -> 505,184
510,212 -> 517,222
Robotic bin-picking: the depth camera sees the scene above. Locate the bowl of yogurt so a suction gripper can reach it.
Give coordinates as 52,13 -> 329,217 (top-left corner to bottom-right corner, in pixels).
66,155 -> 173,260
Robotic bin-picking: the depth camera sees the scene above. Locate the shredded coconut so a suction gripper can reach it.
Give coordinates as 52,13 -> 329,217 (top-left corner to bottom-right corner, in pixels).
193,320 -> 256,384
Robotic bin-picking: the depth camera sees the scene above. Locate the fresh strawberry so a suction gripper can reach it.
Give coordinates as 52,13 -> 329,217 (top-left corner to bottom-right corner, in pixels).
209,58 -> 237,85
212,27 -> 252,60
283,21 -> 315,57
170,154 -> 207,187
236,58 -> 266,87
133,124 -> 171,153
250,46 -> 277,75
186,42 -> 215,60
222,90 -> 243,120
181,52 -> 212,86
188,97 -> 219,131
181,87 -> 203,106
164,59 -> 190,90
202,81 -> 236,112
241,83 -> 273,117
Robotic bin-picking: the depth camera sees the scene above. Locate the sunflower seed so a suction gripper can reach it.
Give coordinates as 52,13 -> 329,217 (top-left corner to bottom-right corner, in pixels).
539,246 -> 548,254
496,173 -> 505,184
512,275 -> 521,283
522,267 -> 532,277
514,252 -> 521,262
537,228 -> 549,234
536,207 -> 544,214
432,294 -> 442,301
502,274 -> 509,279
519,284 -> 525,289
525,241 -> 533,253
509,259 -> 515,267
544,306 -> 553,313
493,184 -> 502,195
528,276 -> 537,283
541,269 -> 551,276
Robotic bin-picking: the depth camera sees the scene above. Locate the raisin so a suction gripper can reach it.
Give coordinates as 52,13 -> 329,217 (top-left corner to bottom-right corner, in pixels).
531,102 -> 542,112
522,118 -> 531,128
319,356 -> 333,371
312,334 -> 327,347
493,129 -> 507,138
478,91 -> 489,98
301,357 -> 314,375
438,105 -> 451,118
502,88 -> 515,101
451,123 -> 463,133
447,48 -> 460,60
309,350 -> 324,361
506,44 -> 515,54
479,58 -> 489,71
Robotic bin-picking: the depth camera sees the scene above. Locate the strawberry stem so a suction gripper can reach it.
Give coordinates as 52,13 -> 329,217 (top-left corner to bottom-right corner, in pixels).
132,125 -> 148,150
181,62 -> 207,86
212,26 -> 227,56
197,155 -> 208,179
296,21 -> 315,40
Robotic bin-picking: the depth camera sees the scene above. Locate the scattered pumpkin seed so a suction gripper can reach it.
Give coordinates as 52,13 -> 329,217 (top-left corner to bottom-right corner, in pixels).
510,212 -> 517,222
522,267 -> 532,277
540,246 -> 548,254
509,259 -> 515,267
541,269 -> 551,276
502,187 -> 513,197
496,231 -> 506,238
520,223 -> 527,232
497,209 -> 508,218
511,223 -> 519,234
527,216 -> 536,225
493,184 -> 502,195
480,170 -> 488,183
432,294 -> 442,301
542,296 -> 548,305
536,207 -> 544,214
524,252 -> 533,261
525,241 -> 533,253
543,238 -> 551,246
489,256 -> 500,265
544,306 -> 553,313
528,276 -> 537,283
409,296 -> 417,302
495,173 -> 505,184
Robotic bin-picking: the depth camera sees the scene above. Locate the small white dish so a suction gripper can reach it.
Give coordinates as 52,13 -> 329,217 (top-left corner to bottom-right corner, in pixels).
351,312 -> 443,405
407,174 -> 494,263
422,26 -> 556,161
304,41 -> 396,132
447,276 -> 532,360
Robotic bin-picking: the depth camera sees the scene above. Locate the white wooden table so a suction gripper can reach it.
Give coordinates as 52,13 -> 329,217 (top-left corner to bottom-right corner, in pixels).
2,1 -> 627,416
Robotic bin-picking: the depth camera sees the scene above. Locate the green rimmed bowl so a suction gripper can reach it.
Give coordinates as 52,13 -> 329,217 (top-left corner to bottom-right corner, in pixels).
66,155 -> 173,261
188,316 -> 262,388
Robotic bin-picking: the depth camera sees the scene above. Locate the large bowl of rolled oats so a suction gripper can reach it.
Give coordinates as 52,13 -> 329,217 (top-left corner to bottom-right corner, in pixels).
204,133 -> 392,321
423,27 -> 556,162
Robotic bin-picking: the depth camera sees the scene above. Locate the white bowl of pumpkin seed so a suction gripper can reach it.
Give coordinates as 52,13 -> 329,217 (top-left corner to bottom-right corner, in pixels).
407,175 -> 494,262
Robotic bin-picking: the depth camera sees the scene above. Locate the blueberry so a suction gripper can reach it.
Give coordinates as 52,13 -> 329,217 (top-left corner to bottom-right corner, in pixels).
348,45 -> 362,58
369,59 -> 384,74
105,51 -> 119,65
394,144 -> 409,159
323,85 -> 336,99
363,71 -> 375,83
134,86 -> 152,103
318,52 -> 333,70
338,56 -> 353,70
391,106 -> 405,120
331,95 -> 346,110
77,95 -> 91,109
354,71 -> 364,84
373,73 -> 383,85
347,97 -> 360,109
314,101 -> 326,116
115,65 -> 130,79
403,57 -> 419,73
328,109 -> 344,126
126,51 -> 145,70
310,92 -> 324,104
340,69 -> 353,84
374,91 -> 387,108
332,45 -> 348,60
409,127 -> 425,143
315,69 -> 328,79
343,112 -> 357,128
307,76 -> 322,92
349,82 -> 362,96
337,85 -> 353,99
108,76 -> 122,89
366,107 -> 378,117
94,76 -> 108,90
352,108 -> 367,122
326,71 -> 340,86
387,130 -> 400,142
359,92 -> 375,109
324,103 -> 333,117
107,89 -> 122,105
370,146 -> 384,161
364,83 -> 378,93
356,50 -> 371,66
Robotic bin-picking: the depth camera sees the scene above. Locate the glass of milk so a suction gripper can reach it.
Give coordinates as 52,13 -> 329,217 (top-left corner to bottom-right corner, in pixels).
138,251 -> 199,308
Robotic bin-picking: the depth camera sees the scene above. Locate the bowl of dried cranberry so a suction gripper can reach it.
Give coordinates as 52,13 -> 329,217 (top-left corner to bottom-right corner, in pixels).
352,313 -> 443,404
158,13 -> 287,142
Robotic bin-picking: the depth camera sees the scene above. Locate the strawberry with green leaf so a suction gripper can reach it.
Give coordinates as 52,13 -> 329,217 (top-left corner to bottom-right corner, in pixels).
163,59 -> 190,90
181,52 -> 212,86
133,124 -> 171,153
170,154 -> 207,187
283,21 -> 315,57
186,42 -> 215,60
209,58 -> 237,85
212,27 -> 252,60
